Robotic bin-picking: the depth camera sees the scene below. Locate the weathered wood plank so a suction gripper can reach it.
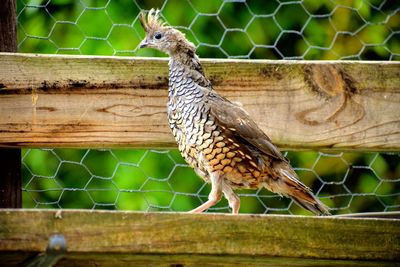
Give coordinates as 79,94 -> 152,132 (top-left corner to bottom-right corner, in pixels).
0,53 -> 399,150
0,1 -> 22,209
2,252 -> 398,267
0,210 -> 399,262
0,149 -> 21,208
0,0 -> 17,52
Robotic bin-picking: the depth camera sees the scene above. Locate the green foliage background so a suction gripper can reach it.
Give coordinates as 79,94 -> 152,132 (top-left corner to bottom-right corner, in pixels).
18,0 -> 400,215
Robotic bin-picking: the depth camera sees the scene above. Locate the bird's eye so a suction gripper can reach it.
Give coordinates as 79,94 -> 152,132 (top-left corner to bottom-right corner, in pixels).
154,32 -> 162,40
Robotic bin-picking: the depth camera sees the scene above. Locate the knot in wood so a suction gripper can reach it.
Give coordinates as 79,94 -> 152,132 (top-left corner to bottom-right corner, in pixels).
305,65 -> 356,99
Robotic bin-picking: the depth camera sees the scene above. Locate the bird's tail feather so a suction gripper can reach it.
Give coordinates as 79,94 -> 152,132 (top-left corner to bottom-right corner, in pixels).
277,165 -> 330,216
290,192 -> 330,216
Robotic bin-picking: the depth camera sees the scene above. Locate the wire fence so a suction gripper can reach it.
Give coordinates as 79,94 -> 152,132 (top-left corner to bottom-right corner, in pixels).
22,149 -> 400,215
17,0 -> 400,59
17,0 -> 400,215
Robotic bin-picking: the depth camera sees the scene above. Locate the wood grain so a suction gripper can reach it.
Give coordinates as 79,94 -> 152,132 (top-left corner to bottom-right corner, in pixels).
3,253 -> 398,267
0,209 -> 399,263
0,2 -> 21,209
0,149 -> 21,208
0,0 -> 17,52
0,53 -> 399,150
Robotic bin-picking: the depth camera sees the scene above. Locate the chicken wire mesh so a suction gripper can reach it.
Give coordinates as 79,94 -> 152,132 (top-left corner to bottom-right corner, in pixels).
22,149 -> 400,215
17,0 -> 400,59
17,0 -> 400,215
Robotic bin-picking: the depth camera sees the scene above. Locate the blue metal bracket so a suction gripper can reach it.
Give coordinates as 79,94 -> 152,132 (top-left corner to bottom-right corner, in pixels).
20,234 -> 67,267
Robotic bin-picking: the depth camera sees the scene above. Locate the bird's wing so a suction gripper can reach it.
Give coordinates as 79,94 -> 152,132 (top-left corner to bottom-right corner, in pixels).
206,91 -> 287,162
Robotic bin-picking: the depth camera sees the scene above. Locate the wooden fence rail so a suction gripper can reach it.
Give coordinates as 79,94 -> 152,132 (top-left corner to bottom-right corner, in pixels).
1,52 -> 400,266
1,0 -> 399,262
0,53 -> 399,150
1,210 -> 399,266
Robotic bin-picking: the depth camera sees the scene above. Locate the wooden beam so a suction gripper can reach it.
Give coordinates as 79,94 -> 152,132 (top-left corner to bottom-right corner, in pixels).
0,1 -> 21,209
0,53 -> 399,150
0,150 -> 21,208
0,210 -> 399,264
2,252 -> 397,267
0,0 -> 17,52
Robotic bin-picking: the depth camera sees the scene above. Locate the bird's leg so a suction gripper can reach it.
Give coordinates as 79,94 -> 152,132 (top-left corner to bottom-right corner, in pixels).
189,172 -> 222,213
222,183 -> 240,214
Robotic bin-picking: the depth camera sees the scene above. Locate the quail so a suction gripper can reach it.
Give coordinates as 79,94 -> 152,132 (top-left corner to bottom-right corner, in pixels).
138,9 -> 330,215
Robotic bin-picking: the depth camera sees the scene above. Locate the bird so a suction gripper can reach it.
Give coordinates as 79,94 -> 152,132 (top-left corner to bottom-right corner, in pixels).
138,9 -> 330,215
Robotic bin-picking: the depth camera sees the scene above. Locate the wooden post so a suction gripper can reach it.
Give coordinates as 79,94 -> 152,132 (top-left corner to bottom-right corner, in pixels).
0,0 -> 21,208
0,150 -> 21,208
0,0 -> 17,52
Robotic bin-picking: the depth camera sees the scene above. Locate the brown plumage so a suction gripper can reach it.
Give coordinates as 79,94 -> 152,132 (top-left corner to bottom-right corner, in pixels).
139,9 -> 330,215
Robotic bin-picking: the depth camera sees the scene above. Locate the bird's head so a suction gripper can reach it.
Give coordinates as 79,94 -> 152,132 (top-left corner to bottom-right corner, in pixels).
138,9 -> 196,57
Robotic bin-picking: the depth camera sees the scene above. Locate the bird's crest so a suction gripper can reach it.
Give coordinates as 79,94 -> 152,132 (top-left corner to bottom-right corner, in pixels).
139,9 -> 168,33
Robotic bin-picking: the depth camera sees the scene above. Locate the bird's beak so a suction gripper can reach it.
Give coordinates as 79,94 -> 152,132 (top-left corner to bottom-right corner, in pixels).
139,39 -> 149,48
